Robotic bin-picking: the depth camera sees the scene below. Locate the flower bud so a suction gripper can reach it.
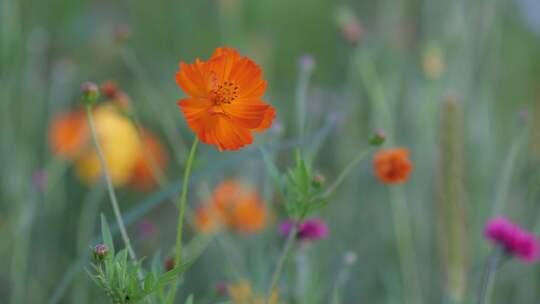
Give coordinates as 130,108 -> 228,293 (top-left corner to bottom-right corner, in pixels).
81,82 -> 99,105
335,6 -> 364,45
298,54 -> 316,74
100,80 -> 120,98
341,21 -> 364,45
312,174 -> 326,189
422,45 -> 445,80
214,281 -> 228,296
344,251 -> 358,265
165,256 -> 175,271
114,24 -> 131,45
518,109 -> 529,125
93,244 -> 108,261
369,128 -> 386,146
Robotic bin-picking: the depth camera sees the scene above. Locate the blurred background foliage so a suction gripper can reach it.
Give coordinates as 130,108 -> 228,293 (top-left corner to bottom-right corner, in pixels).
2,0 -> 540,303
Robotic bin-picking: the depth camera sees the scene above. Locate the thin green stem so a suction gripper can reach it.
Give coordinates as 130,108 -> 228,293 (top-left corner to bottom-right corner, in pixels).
477,247 -> 504,304
320,147 -> 374,198
85,105 -> 137,261
73,184 -> 106,304
389,186 -> 422,304
168,137 -> 199,304
266,224 -> 298,304
491,128 -> 527,216
296,61 -> 313,137
10,202 -> 35,304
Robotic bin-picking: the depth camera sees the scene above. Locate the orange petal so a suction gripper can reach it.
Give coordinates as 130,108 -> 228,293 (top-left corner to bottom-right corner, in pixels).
223,102 -> 271,129
48,110 -> 88,159
228,58 -> 266,98
208,47 -> 241,81
177,98 -> 213,133
176,61 -> 209,98
253,104 -> 276,132
198,116 -> 253,151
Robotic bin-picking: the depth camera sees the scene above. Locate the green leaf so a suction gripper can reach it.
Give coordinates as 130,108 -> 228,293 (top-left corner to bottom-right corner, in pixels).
184,294 -> 194,304
144,273 -> 155,293
155,260 -> 194,289
100,214 -> 115,257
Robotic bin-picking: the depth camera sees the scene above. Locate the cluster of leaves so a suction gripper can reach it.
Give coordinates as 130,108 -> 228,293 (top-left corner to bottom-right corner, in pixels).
87,215 -> 192,304
265,150 -> 327,220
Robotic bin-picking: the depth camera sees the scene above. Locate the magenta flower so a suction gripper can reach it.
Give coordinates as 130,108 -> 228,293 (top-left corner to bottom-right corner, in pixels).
484,216 -> 539,263
280,218 -> 329,241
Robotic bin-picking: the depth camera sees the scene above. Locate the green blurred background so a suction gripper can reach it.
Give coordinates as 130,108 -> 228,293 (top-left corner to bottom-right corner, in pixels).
2,0 -> 540,303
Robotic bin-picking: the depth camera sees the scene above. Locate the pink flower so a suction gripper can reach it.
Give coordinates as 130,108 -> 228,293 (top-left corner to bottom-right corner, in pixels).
485,216 -> 539,263
280,218 -> 329,241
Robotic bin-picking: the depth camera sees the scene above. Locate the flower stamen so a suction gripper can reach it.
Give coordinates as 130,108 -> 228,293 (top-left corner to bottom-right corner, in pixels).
209,81 -> 240,105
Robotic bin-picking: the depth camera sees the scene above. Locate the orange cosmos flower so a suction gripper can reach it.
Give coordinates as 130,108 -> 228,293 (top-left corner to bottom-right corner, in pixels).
128,130 -> 168,191
373,147 -> 413,184
194,206 -> 221,234
175,47 -> 276,151
194,180 -> 268,234
48,110 -> 89,159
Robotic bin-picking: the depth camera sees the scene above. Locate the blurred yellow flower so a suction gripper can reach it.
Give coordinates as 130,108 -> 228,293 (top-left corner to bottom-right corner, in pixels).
75,105 -> 140,186
227,280 -> 280,304
422,45 -> 445,80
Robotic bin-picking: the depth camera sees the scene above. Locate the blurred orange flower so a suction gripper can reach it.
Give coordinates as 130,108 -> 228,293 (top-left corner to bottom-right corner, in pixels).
194,207 -> 220,233
194,180 -> 267,234
176,47 -> 275,151
373,148 -> 413,184
128,130 -> 168,191
48,110 -> 88,159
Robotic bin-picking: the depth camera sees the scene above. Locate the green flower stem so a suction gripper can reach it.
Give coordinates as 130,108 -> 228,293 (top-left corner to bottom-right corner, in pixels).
320,147 -> 374,199
85,105 -> 137,261
168,137 -> 199,304
477,247 -> 504,304
389,186 -> 422,304
266,224 -> 298,304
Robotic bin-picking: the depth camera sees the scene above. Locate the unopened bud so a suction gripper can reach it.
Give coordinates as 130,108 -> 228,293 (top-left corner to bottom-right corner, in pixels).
214,281 -> 228,296
344,251 -> 357,265
422,46 -> 445,80
312,174 -> 326,189
100,80 -> 120,98
93,244 -> 108,261
299,54 -> 316,73
369,129 -> 386,146
341,21 -> 364,45
518,109 -> 529,125
165,256 -> 175,271
114,24 -> 131,44
81,82 -> 99,105
335,7 -> 364,45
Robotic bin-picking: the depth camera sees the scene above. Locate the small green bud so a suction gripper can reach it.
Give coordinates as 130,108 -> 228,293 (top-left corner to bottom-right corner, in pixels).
81,82 -> 100,105
369,128 -> 386,146
93,244 -> 108,261
312,174 -> 326,189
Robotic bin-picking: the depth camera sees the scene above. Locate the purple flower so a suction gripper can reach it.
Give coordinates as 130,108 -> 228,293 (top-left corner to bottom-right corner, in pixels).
485,216 -> 539,263
280,218 -> 329,241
